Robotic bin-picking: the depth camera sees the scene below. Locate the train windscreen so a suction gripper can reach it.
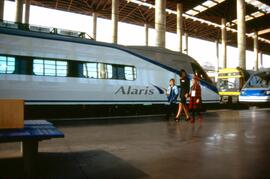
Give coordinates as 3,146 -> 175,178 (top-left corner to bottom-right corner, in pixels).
191,62 -> 213,85
245,71 -> 270,88
218,78 -> 241,92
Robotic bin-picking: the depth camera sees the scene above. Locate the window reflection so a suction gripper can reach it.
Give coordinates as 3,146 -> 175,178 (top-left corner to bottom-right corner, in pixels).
0,56 -> 15,74
83,62 -> 136,80
33,59 -> 67,77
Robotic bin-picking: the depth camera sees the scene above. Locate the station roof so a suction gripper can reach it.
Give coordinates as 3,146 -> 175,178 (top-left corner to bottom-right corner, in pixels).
8,0 -> 270,54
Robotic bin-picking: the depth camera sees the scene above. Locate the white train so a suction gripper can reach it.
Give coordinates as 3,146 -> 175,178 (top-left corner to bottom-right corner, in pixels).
0,22 -> 219,117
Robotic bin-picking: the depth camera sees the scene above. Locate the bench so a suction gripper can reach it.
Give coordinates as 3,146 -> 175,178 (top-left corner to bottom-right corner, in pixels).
0,120 -> 64,175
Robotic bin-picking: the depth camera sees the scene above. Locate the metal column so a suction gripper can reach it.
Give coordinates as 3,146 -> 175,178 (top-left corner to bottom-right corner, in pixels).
260,52 -> 263,68
237,0 -> 246,69
155,0 -> 166,48
0,0 -> 4,20
185,32 -> 188,55
215,40 -> 220,82
111,0 -> 119,44
216,40 -> 220,71
92,12 -> 97,40
221,18 -> 227,68
253,31 -> 259,71
15,0 -> 23,23
176,3 -> 183,52
24,0 -> 30,24
144,23 -> 149,46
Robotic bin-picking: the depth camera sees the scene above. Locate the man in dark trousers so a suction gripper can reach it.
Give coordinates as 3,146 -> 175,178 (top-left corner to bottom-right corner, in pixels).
166,78 -> 179,119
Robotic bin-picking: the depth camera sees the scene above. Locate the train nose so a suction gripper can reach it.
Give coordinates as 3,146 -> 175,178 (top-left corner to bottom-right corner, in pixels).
240,90 -> 246,96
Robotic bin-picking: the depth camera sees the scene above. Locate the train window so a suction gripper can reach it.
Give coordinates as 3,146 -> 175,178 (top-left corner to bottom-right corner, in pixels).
105,64 -> 136,80
0,56 -> 15,74
33,59 -> 67,77
83,62 -> 98,78
125,66 -> 136,80
106,64 -> 113,79
114,65 -> 125,80
246,72 -> 270,88
98,63 -> 106,79
56,61 -> 68,77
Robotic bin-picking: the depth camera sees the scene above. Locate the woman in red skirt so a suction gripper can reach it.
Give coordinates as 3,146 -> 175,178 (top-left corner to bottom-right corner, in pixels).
189,76 -> 202,123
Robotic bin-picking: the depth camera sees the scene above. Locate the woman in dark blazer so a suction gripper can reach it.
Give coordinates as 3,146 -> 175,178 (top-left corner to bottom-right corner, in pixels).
175,69 -> 190,121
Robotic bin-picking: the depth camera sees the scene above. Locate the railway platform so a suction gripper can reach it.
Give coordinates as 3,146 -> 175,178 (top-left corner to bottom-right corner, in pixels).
0,108 -> 270,178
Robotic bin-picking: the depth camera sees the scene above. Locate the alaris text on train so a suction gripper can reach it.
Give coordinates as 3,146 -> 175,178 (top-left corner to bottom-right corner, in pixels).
114,86 -> 155,95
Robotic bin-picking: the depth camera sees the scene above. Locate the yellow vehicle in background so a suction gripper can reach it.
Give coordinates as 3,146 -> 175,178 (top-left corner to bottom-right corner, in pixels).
217,67 -> 250,103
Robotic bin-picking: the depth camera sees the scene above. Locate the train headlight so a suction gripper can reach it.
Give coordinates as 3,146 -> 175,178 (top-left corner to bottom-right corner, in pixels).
266,91 -> 270,95
241,91 -> 245,95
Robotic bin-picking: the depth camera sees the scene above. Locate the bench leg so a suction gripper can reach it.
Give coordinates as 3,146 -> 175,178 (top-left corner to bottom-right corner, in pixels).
22,140 -> 39,176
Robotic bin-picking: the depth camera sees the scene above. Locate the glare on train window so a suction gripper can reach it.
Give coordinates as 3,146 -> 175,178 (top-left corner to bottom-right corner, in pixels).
33,59 -> 67,77
106,64 -> 113,79
83,63 -> 136,80
0,56 -> 15,74
125,66 -> 136,80
98,63 -> 106,79
83,62 -> 98,78
106,64 -> 136,80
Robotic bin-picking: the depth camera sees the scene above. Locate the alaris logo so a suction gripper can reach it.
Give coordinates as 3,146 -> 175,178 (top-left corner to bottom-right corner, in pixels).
114,85 -> 165,95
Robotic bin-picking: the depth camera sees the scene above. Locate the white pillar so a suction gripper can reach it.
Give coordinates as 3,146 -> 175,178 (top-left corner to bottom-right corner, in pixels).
215,40 -> 220,82
176,3 -> 183,52
92,12 -> 97,40
155,0 -> 166,48
185,32 -> 188,55
15,0 -> 24,23
111,0 -> 119,43
260,52 -> 263,68
237,0 -> 246,69
216,40 -> 219,71
221,18 -> 227,68
144,23 -> 149,46
24,0 -> 30,24
0,0 -> 4,20
253,31 -> 259,71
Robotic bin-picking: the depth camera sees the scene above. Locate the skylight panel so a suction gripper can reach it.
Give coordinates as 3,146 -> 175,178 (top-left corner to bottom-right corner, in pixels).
202,0 -> 217,8
260,4 -> 270,13
214,0 -> 226,3
245,15 -> 254,21
194,5 -> 208,12
245,0 -> 270,14
251,11 -> 265,17
186,9 -> 199,16
185,0 -> 225,16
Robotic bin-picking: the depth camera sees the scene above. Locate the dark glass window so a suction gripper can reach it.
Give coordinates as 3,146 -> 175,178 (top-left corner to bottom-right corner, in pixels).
113,65 -> 125,80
